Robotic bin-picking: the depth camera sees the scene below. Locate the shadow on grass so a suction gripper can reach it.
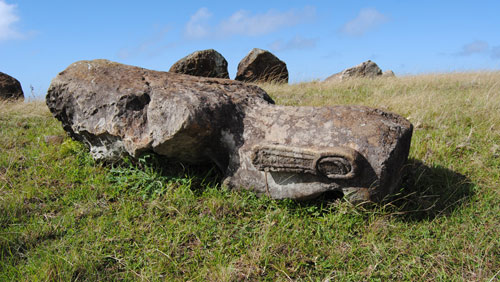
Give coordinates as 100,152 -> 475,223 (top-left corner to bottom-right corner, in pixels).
110,154 -> 475,221
386,158 -> 475,221
105,153 -> 223,200
273,158 -> 475,221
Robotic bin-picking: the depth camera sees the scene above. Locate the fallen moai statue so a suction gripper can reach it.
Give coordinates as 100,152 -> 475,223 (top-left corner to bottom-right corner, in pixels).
46,60 -> 413,203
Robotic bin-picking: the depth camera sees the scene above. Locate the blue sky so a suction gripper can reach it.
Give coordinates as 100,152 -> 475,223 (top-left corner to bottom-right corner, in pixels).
1,0 -> 499,98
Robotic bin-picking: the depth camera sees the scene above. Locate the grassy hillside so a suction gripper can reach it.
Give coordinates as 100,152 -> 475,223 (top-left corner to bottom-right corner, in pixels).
1,73 -> 499,281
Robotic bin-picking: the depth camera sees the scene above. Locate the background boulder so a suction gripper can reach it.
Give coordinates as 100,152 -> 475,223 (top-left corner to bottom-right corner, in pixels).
0,72 -> 24,101
235,48 -> 288,83
169,49 -> 229,79
383,70 -> 396,77
325,60 -> 383,81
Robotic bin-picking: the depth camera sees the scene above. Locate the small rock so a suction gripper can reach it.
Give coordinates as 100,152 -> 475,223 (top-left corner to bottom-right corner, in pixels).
235,48 -> 288,83
169,49 -> 229,79
382,70 -> 396,77
0,71 -> 24,101
325,60 -> 383,81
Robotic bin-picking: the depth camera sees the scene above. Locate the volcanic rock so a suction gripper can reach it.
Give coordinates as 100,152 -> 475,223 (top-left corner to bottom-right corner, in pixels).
235,48 -> 288,83
0,72 -> 24,101
383,70 -> 396,77
47,59 -> 413,203
169,49 -> 229,79
325,60 -> 383,81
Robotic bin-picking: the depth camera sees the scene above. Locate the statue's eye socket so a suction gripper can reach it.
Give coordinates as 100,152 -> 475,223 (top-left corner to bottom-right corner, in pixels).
317,157 -> 352,178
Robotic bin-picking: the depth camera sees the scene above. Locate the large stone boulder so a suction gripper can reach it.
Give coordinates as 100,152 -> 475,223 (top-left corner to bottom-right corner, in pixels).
169,49 -> 229,79
47,60 -> 413,203
325,60 -> 383,82
47,60 -> 267,162
0,72 -> 24,101
235,48 -> 288,83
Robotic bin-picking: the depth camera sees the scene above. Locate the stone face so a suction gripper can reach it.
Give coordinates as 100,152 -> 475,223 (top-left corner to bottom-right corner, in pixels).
227,105 -> 413,202
325,60 -> 383,82
0,72 -> 24,101
47,59 -> 413,203
169,49 -> 229,79
235,48 -> 288,83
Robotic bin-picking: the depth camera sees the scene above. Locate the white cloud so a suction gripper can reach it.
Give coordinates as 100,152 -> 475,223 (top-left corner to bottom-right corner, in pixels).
453,40 -> 500,59
184,6 -> 315,39
184,7 -> 212,39
457,40 -> 489,56
219,7 -> 315,37
269,35 -> 317,52
0,0 -> 21,40
340,8 -> 388,36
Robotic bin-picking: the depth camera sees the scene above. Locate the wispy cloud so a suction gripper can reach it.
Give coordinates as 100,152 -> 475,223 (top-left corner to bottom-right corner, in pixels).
184,7 -> 212,39
340,8 -> 388,36
457,40 -> 489,56
184,6 -> 316,39
0,0 -> 22,40
219,7 -> 315,37
454,40 -> 500,59
117,26 -> 175,59
269,35 -> 317,52
491,46 -> 500,59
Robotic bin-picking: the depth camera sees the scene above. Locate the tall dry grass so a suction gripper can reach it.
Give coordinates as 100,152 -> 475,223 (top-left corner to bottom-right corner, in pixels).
263,72 -> 500,122
0,100 -> 50,118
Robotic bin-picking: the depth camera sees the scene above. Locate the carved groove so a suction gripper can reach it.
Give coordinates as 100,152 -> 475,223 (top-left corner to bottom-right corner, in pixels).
251,144 -> 359,179
317,157 -> 352,177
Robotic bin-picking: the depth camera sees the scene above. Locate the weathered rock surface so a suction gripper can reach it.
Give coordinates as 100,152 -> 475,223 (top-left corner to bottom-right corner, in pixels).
325,60 -> 383,82
46,59 -> 270,163
47,59 -> 413,203
235,48 -> 288,83
232,105 -> 413,202
383,70 -> 396,77
169,49 -> 229,79
0,72 -> 24,101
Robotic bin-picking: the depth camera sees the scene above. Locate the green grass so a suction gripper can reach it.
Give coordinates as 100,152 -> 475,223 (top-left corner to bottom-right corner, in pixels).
1,72 -> 499,281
